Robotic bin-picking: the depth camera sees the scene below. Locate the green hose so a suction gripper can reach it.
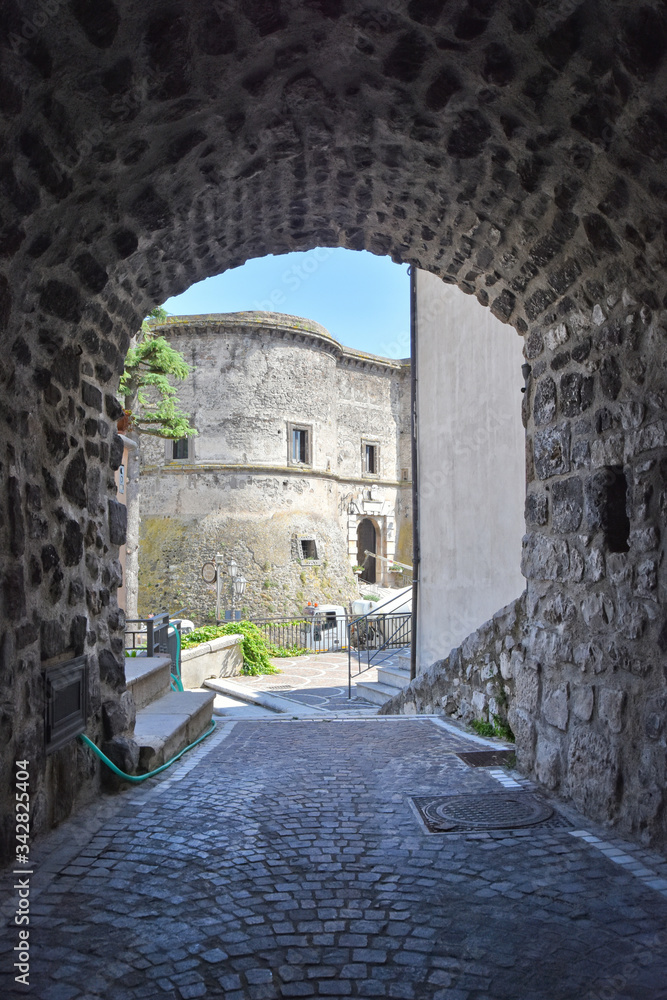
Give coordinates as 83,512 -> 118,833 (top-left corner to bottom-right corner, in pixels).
79,719 -> 217,783
170,625 -> 184,692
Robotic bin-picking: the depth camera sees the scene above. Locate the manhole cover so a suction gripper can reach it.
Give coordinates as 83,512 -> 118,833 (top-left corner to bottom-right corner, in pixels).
457,750 -> 516,768
412,792 -> 557,833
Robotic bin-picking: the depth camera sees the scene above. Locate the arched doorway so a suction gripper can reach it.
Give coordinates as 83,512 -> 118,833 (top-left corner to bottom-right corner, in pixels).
357,519 -> 376,584
1,0 -> 665,849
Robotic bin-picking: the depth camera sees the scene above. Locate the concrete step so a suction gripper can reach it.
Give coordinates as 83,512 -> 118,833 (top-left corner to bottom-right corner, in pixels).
354,680 -> 400,707
377,664 -> 411,690
396,653 -> 411,671
134,690 -> 215,772
124,655 -> 172,710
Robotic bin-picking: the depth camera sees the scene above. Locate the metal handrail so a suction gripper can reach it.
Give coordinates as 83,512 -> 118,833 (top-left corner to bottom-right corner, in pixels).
347,610 -> 412,698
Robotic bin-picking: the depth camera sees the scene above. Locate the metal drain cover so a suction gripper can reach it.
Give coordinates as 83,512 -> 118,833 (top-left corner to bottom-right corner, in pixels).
457,750 -> 516,768
412,792 -> 555,833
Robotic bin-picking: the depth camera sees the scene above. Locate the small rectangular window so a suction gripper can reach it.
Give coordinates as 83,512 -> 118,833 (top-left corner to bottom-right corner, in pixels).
362,440 -> 380,476
287,422 -> 312,466
172,438 -> 189,460
300,538 -> 318,560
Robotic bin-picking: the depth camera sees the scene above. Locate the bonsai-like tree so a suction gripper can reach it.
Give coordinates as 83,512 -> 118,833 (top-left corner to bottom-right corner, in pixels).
119,306 -> 196,440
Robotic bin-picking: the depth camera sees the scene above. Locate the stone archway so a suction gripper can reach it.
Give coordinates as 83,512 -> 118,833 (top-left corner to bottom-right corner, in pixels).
357,518 -> 377,584
0,1 -> 665,853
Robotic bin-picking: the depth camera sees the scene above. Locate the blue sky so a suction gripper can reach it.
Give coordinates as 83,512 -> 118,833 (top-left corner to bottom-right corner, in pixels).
163,249 -> 411,359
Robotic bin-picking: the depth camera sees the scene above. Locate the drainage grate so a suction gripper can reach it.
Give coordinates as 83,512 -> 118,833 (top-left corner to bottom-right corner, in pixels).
266,684 -> 294,691
412,792 -> 571,833
457,750 -> 516,768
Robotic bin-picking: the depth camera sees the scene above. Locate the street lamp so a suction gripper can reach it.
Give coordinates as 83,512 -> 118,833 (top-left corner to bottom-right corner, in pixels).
232,574 -> 246,620
227,559 -> 248,620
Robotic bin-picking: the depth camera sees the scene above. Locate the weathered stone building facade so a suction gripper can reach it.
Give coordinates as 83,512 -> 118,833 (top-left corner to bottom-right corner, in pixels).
134,311 -> 412,620
0,1 -> 665,858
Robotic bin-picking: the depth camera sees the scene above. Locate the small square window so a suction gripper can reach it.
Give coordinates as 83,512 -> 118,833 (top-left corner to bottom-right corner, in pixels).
287,422 -> 312,466
172,438 -> 189,460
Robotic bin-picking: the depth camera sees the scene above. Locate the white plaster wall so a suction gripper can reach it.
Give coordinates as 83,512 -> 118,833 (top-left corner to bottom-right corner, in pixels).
416,270 -> 525,669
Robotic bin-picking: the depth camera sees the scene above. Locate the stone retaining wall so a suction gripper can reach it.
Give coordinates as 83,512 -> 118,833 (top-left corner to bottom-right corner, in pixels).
180,634 -> 243,690
380,597 -> 524,731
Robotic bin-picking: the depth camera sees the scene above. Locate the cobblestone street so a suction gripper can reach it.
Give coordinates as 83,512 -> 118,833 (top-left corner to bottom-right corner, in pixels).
3,715 -> 667,1000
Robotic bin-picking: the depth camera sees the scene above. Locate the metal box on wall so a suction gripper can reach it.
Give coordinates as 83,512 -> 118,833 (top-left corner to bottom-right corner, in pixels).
44,655 -> 88,754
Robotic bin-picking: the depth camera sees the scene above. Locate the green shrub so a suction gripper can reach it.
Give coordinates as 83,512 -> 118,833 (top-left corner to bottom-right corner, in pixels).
181,621 -> 279,675
470,718 -> 495,738
470,716 -> 516,742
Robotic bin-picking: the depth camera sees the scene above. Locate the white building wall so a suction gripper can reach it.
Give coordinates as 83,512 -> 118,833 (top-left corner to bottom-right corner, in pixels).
416,270 -> 526,669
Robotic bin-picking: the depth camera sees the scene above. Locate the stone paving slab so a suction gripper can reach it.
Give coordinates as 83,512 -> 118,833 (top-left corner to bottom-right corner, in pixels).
2,717 -> 666,1000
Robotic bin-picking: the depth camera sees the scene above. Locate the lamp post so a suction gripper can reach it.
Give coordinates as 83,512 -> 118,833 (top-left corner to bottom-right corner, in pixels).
214,552 -> 225,622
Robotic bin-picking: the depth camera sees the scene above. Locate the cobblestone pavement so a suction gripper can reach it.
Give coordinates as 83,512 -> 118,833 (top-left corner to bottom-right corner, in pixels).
231,651 -> 405,712
2,716 -> 667,999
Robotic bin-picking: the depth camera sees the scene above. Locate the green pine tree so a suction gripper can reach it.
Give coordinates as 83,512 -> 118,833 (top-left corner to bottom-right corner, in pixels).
119,306 -> 197,440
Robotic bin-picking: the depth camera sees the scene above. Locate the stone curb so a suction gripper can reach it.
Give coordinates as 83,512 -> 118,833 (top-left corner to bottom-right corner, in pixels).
203,677 -> 328,716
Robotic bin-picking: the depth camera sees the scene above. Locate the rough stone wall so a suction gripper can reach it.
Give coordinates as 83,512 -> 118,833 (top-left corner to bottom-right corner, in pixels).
0,0 -> 665,855
135,313 -> 411,620
381,596 -> 524,727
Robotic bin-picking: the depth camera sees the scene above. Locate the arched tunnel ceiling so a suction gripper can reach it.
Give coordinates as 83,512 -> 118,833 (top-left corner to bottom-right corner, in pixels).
0,0 -> 666,372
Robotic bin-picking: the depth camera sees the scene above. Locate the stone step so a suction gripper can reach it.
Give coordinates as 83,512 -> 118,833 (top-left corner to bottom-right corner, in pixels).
377,664 -> 411,690
396,653 -> 411,670
124,655 -> 172,710
134,690 -> 215,772
354,680 -> 399,707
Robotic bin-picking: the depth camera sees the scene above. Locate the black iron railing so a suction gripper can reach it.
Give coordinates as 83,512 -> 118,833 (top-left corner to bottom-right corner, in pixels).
251,613 -> 350,654
347,610 -> 411,697
124,611 -> 171,656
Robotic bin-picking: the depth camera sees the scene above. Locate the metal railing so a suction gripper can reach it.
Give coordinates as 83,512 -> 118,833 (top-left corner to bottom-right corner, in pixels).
124,608 -> 187,657
347,610 -> 412,697
251,614 -> 350,654
124,611 -> 171,656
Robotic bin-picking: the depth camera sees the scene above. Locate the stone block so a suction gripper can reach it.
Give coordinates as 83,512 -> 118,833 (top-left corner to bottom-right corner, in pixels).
108,499 -> 127,545
567,732 -> 620,816
82,381 -> 103,410
533,376 -> 556,426
551,476 -> 583,532
525,491 -> 548,526
101,735 -> 140,778
572,686 -> 594,721
581,591 -> 615,629
514,663 -> 539,713
560,372 -> 594,417
542,686 -> 569,730
535,737 -> 561,789
521,533 -> 569,580
598,688 -> 626,733
590,434 -> 624,468
533,423 -> 570,479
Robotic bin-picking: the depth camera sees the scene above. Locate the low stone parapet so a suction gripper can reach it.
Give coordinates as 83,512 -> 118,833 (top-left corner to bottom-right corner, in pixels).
180,633 -> 244,689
